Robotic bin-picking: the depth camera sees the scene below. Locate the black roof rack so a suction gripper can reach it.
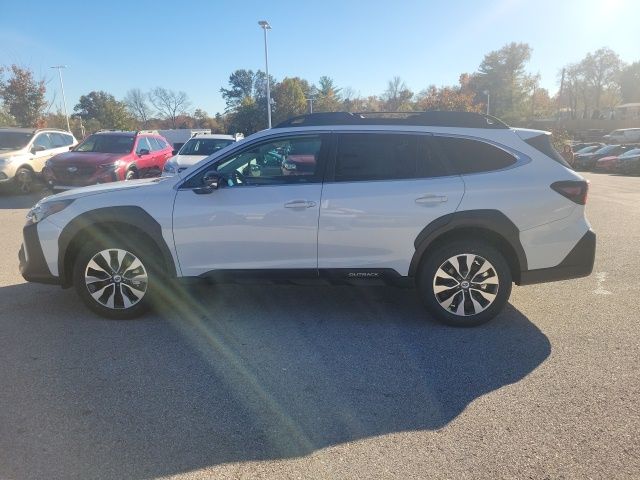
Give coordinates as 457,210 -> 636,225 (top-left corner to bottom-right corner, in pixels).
274,111 -> 510,129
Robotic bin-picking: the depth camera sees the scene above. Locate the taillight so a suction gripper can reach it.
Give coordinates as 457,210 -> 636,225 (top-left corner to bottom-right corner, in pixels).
551,180 -> 589,205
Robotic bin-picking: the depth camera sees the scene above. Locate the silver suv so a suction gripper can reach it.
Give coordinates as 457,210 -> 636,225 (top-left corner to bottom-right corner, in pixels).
0,127 -> 77,193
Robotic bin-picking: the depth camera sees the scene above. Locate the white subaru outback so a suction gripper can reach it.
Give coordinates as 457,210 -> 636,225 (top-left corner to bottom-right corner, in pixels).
19,112 -> 595,326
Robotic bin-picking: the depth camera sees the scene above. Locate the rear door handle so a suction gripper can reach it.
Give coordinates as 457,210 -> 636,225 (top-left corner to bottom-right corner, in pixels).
415,194 -> 448,205
284,200 -> 316,209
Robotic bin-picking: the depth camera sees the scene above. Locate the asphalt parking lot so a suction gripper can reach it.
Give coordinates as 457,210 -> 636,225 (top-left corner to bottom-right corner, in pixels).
0,173 -> 638,480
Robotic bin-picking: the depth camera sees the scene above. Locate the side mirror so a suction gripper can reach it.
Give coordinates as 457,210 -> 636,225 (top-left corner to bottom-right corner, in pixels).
68,146 -> 75,151
172,149 -> 178,156
31,145 -> 45,154
193,170 -> 223,194
138,148 -> 150,156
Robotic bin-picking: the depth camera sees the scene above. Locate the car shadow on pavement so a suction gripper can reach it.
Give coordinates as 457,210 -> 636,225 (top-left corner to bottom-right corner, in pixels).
0,185 -> 49,209
0,282 -> 550,480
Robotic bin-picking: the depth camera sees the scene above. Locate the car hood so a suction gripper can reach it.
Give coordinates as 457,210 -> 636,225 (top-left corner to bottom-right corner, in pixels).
0,148 -> 28,158
49,151 -> 127,165
44,177 -> 171,202
597,155 -> 618,162
173,154 -> 209,168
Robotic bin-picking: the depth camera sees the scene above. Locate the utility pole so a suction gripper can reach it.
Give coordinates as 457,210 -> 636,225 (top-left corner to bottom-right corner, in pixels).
50,65 -> 70,132
258,21 -> 272,128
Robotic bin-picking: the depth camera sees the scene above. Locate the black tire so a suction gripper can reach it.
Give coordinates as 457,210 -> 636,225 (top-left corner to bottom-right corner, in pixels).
13,167 -> 35,194
417,240 -> 512,327
72,236 -> 161,319
125,169 -> 139,181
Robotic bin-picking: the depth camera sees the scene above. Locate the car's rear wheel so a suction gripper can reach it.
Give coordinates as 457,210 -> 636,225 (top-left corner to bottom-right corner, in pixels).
73,240 -> 157,319
417,240 -> 512,327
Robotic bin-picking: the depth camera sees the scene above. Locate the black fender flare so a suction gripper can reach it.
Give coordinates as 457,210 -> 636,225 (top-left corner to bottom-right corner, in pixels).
58,206 -> 176,286
408,209 -> 528,278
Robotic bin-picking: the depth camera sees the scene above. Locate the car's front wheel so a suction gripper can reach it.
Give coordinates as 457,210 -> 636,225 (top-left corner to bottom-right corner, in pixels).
418,240 -> 512,327
73,241 -> 156,319
14,167 -> 35,194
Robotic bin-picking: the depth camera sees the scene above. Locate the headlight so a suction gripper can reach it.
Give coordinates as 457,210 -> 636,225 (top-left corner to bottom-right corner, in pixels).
26,199 -> 74,225
99,160 -> 124,170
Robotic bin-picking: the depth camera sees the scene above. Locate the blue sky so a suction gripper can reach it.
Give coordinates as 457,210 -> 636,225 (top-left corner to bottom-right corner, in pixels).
1,0 -> 638,116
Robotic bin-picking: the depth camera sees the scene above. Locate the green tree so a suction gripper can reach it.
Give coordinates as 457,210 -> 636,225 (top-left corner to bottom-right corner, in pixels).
618,61 -> 640,104
580,47 -> 622,112
0,103 -> 15,126
0,65 -> 47,127
472,42 -> 535,122
314,76 -> 342,112
73,91 -> 135,130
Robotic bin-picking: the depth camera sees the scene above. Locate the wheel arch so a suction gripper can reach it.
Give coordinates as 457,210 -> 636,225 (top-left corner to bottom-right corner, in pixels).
58,206 -> 176,288
409,210 -> 527,284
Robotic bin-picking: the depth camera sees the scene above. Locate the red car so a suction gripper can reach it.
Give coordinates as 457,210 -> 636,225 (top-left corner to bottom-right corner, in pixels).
594,154 -> 621,172
43,130 -> 173,190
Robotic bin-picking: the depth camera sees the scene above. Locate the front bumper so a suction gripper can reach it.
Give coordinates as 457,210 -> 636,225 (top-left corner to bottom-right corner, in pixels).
19,223 -> 60,285
519,229 -> 596,285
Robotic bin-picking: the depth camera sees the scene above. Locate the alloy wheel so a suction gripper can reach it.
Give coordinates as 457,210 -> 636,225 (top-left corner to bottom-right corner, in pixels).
84,249 -> 148,309
433,254 -> 499,316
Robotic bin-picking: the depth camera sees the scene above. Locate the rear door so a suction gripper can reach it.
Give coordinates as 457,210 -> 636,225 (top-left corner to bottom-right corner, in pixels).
318,132 -> 464,276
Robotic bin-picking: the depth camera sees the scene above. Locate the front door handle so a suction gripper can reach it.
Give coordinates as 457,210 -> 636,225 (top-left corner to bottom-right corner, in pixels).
284,200 -> 316,209
415,194 -> 448,205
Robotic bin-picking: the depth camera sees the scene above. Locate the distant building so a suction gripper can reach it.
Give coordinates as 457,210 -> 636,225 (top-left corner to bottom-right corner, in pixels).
615,103 -> 640,120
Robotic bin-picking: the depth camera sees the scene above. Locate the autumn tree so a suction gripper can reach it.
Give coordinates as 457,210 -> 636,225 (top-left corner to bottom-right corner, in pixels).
272,77 -> 308,124
416,74 -> 482,112
580,47 -> 622,111
148,87 -> 191,128
0,65 -> 47,127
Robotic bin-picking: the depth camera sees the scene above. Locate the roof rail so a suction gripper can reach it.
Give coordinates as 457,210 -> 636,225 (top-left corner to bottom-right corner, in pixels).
136,129 -> 159,135
274,111 -> 510,129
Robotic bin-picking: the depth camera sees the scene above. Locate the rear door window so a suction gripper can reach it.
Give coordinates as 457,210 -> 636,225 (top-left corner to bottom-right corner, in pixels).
435,136 -> 517,174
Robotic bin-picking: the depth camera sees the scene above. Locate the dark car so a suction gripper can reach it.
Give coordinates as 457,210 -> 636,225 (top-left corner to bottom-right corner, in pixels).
574,144 -> 631,171
617,148 -> 640,175
43,130 -> 173,190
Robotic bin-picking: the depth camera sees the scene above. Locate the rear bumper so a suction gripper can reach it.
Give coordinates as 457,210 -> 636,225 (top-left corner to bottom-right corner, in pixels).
19,223 -> 60,285
518,229 -> 596,285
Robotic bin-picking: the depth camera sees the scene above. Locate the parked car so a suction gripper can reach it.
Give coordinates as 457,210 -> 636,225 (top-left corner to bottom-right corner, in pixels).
617,148 -> 640,175
595,145 -> 640,172
0,127 -> 77,193
574,144 -> 631,171
19,111 -> 595,327
162,133 -> 238,176
603,128 -> 640,144
43,130 -> 173,190
571,142 -> 604,152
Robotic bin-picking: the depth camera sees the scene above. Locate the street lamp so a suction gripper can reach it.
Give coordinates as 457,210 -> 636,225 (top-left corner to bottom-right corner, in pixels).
50,65 -> 70,132
258,20 -> 272,128
483,90 -> 490,116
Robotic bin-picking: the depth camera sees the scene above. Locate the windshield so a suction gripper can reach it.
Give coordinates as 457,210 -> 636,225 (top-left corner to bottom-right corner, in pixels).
75,134 -> 134,154
179,138 -> 234,156
0,131 -> 33,150
619,148 -> 640,158
594,145 -> 618,155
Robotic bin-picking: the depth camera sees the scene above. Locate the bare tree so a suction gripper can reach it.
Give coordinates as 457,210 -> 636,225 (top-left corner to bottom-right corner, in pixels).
382,77 -> 413,111
125,89 -> 152,126
148,87 -> 191,128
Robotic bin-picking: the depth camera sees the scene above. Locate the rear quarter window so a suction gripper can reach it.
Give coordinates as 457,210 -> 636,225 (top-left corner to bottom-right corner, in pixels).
435,136 -> 517,174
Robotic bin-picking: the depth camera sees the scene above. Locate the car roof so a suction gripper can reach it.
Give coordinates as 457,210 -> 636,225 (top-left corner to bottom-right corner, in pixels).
0,127 -> 71,134
189,134 -> 235,140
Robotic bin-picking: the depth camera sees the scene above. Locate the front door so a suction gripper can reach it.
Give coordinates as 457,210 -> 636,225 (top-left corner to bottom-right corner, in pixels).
173,133 -> 330,277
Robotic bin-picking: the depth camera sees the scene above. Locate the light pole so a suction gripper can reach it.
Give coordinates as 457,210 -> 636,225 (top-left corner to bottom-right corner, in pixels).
258,20 -> 272,128
483,90 -> 490,116
50,65 -> 70,132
